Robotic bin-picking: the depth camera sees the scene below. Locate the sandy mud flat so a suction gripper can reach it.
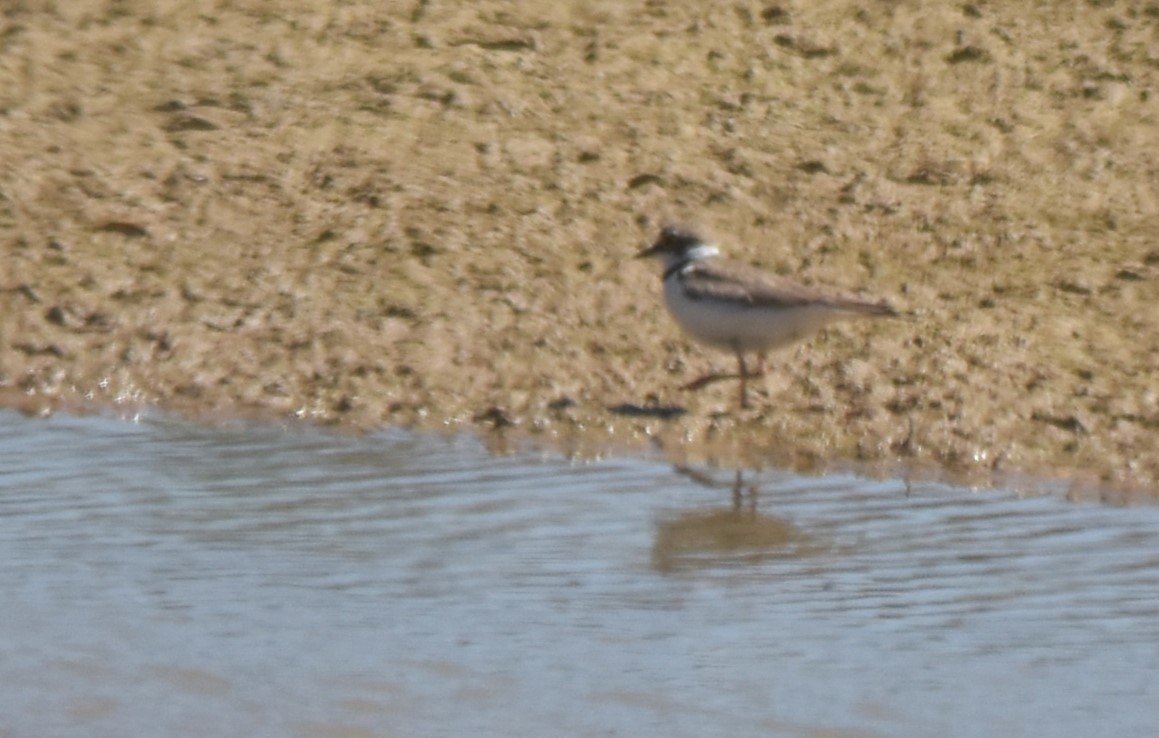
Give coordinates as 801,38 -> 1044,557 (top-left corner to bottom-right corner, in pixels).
2,1 -> 1157,499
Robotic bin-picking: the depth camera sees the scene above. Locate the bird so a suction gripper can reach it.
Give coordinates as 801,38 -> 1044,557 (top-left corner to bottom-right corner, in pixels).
636,225 -> 898,409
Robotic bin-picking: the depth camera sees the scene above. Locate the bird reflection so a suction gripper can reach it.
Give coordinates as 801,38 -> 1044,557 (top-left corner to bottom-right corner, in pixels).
651,466 -> 818,573
675,465 -> 759,512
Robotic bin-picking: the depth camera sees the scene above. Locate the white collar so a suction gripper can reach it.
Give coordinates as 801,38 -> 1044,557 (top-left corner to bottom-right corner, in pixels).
685,243 -> 720,261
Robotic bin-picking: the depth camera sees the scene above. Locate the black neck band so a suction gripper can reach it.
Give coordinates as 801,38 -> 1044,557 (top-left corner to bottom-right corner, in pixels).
663,259 -> 691,281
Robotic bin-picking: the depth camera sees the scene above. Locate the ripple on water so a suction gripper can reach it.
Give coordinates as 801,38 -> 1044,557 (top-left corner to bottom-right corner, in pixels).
1,411 -> 1158,738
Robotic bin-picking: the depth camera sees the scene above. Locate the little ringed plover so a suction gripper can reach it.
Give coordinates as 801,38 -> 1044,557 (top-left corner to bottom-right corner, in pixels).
636,225 -> 897,409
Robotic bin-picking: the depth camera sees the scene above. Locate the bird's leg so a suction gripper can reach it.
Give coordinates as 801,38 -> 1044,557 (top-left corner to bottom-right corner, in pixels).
681,349 -> 766,403
744,352 -> 770,409
676,370 -> 723,389
683,372 -> 729,391
736,347 -> 750,409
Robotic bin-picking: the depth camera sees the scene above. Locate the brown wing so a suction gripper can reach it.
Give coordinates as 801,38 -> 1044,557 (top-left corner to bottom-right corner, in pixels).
681,259 -> 897,316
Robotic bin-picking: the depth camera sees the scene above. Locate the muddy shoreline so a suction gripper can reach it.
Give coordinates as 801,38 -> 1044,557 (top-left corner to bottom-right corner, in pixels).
2,2 -> 1157,500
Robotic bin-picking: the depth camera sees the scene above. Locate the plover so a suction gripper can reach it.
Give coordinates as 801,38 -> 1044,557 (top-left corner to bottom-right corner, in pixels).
636,225 -> 897,409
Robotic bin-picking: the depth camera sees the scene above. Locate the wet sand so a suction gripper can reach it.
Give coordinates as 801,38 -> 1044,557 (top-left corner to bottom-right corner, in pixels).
2,1 -> 1157,499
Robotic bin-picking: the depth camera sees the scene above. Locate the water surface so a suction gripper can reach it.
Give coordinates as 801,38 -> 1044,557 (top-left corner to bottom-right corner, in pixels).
2,411 -> 1157,737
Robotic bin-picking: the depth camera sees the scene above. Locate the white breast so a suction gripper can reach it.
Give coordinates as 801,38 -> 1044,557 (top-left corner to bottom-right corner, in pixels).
663,275 -> 842,353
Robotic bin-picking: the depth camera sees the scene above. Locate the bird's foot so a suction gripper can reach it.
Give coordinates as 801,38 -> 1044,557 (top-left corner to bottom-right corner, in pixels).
682,371 -> 767,393
682,373 -> 740,391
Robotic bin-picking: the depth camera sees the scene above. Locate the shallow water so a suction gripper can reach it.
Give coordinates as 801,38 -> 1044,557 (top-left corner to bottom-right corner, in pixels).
2,411 -> 1158,737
